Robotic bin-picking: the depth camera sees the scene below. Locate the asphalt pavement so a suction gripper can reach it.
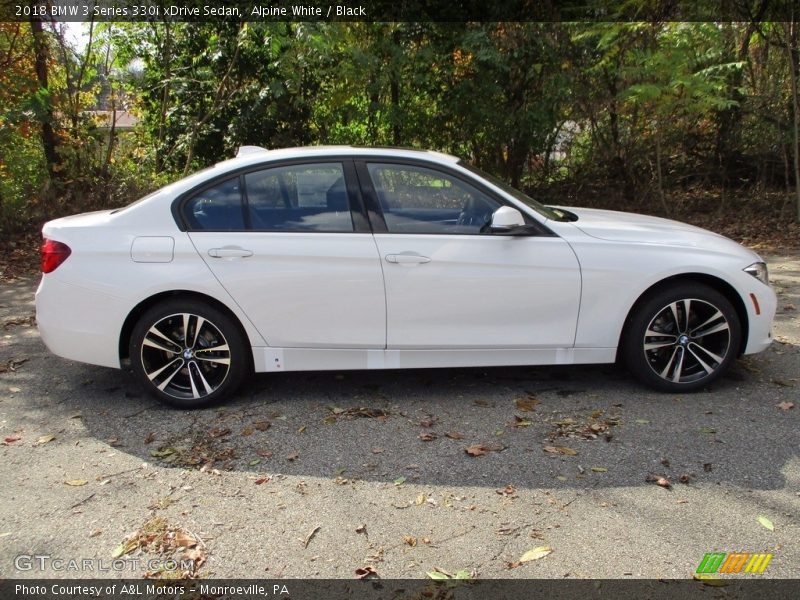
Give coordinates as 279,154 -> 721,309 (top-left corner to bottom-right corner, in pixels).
0,254 -> 797,580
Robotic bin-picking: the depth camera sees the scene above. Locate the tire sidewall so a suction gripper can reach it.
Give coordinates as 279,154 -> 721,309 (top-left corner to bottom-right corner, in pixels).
623,283 -> 742,392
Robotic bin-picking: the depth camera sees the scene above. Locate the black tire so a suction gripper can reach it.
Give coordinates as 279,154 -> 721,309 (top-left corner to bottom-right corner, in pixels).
129,298 -> 249,408
622,283 -> 741,392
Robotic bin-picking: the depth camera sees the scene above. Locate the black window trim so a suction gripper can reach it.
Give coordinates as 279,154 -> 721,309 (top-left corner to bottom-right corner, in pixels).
353,158 -> 555,237
172,157 -> 371,234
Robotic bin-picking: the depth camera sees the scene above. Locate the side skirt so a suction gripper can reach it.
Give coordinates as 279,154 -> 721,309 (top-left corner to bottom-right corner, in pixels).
252,347 -> 616,373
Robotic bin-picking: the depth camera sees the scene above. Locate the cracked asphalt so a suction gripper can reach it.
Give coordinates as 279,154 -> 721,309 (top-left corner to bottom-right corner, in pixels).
0,253 -> 798,580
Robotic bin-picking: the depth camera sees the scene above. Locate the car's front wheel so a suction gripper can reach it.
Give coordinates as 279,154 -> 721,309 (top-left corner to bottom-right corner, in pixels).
623,283 -> 742,392
129,299 -> 249,408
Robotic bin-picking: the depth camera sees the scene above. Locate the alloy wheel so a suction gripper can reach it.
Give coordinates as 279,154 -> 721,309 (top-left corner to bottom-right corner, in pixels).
140,313 -> 231,400
642,298 -> 732,385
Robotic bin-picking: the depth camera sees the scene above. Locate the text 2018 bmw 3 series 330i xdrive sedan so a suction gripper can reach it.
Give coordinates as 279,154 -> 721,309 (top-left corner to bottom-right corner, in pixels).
36,146 -> 776,408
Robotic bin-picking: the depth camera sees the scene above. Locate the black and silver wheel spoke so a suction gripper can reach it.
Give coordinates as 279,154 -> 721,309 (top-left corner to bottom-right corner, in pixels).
143,326 -> 182,354
194,343 -> 231,365
642,298 -> 731,385
140,312 -> 231,401
146,357 -> 184,389
187,361 -> 214,399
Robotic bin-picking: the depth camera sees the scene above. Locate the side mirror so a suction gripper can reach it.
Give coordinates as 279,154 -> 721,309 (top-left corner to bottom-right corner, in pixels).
490,206 -> 526,231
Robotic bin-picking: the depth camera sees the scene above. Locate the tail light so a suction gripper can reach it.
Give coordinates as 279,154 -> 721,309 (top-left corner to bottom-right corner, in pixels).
41,239 -> 72,273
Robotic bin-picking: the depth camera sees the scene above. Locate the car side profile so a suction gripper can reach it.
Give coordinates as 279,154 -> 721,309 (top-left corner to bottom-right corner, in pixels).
35,146 -> 776,408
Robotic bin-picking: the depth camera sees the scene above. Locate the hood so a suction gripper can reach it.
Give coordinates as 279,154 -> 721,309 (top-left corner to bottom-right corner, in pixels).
558,206 -> 740,249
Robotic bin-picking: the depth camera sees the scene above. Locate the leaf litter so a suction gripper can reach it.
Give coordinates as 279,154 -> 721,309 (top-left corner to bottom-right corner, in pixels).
112,517 -> 208,579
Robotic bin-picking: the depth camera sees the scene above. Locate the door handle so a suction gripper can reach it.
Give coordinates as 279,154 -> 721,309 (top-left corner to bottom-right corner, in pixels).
208,247 -> 253,259
385,253 -> 431,265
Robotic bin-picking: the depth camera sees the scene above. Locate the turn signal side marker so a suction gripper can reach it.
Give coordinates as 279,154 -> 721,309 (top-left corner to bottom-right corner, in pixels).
749,293 -> 761,315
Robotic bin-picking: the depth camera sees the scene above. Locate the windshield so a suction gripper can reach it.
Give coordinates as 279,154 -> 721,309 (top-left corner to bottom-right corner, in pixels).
458,161 -> 573,222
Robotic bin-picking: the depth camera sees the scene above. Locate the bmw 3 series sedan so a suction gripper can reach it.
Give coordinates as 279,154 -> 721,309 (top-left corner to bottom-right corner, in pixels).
35,146 -> 776,408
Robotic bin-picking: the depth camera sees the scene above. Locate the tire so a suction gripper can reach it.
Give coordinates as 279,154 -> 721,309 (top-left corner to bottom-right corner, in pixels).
622,283 -> 741,392
129,299 -> 249,408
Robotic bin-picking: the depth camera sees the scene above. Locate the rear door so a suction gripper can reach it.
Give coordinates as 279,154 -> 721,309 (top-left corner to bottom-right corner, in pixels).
184,160 -> 386,348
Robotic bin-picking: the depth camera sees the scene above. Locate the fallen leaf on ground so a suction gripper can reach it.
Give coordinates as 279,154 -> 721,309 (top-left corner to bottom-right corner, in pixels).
303,525 -> 320,548
465,444 -> 490,457
777,401 -> 795,411
758,516 -> 774,531
403,535 -> 417,546
149,448 -> 175,458
646,474 -> 671,489
515,396 -> 540,412
9,387 -> 21,393
65,479 -> 88,486
241,426 -> 254,436
496,485 -> 516,496
297,425 -> 306,434
34,434 -> 55,446
393,476 -> 406,486
679,474 -> 691,484
175,531 -> 197,548
111,539 -> 138,559
329,406 -> 389,419
371,447 -> 384,454
249,458 -> 261,466
287,452 -> 299,461
590,467 -> 608,473
445,431 -> 464,440
512,416 -> 533,428
520,546 -> 553,562
355,566 -> 378,579
419,432 -> 437,442
256,449 -> 273,458
355,524 -> 367,535
254,476 -> 271,485
144,432 -> 155,444
543,445 -> 578,456
419,416 -> 437,428
253,420 -> 271,431
426,567 -> 452,579
3,435 -> 21,444
693,574 -> 729,587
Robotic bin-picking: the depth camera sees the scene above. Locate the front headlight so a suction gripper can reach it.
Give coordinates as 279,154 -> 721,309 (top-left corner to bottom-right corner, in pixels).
744,262 -> 769,285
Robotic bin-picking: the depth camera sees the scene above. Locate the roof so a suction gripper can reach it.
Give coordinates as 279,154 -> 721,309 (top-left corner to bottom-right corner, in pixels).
227,145 -> 460,166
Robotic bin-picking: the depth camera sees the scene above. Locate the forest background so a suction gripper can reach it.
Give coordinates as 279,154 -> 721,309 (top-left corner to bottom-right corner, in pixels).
3,15 -> 800,267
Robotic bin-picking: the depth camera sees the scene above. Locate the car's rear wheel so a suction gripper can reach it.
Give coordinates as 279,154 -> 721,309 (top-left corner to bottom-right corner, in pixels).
623,283 -> 741,392
129,299 -> 249,408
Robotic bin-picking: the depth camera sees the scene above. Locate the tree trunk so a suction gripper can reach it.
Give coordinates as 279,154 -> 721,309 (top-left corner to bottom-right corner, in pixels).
390,28 -> 401,146
784,21 -> 800,222
654,123 -> 670,215
29,18 -> 61,194
155,21 -> 172,174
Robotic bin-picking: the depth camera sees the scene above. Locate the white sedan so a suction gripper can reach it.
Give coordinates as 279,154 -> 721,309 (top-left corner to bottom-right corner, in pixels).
36,146 -> 776,408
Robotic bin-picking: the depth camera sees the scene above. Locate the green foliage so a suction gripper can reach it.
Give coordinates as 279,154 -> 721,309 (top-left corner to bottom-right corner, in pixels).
4,19 -> 800,231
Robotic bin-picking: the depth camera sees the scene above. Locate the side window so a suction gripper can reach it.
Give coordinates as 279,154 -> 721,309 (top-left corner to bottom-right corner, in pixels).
244,163 -> 353,232
185,178 -> 244,231
366,163 -> 500,234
